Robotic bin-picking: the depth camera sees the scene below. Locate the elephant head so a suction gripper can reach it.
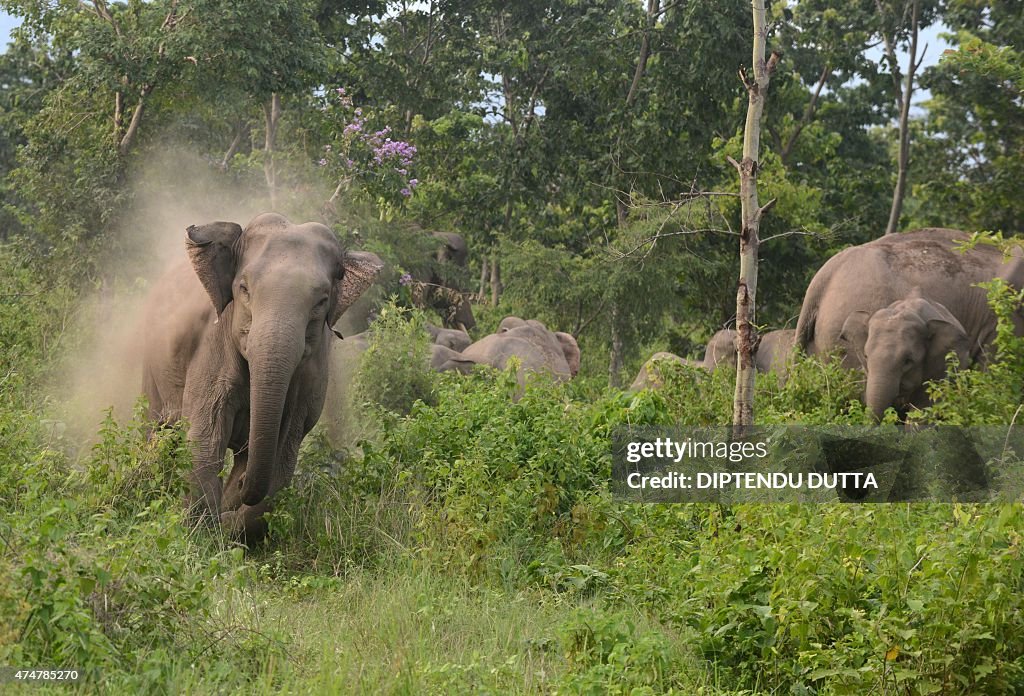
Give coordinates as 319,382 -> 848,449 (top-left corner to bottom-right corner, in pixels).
186,213 -> 382,508
432,231 -> 469,267
426,324 -> 472,352
703,329 -> 738,370
839,295 -> 970,420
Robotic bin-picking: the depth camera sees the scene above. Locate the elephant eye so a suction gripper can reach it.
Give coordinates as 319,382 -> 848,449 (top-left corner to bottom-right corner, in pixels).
314,296 -> 328,311
238,283 -> 249,297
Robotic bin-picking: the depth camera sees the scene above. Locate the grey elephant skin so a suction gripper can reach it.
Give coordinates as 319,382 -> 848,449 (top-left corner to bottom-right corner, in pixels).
426,324 -> 472,352
703,329 -> 737,370
439,317 -> 581,390
795,228 -> 1024,416
702,327 -> 793,374
840,296 -> 970,418
142,213 -> 383,542
755,329 -> 796,375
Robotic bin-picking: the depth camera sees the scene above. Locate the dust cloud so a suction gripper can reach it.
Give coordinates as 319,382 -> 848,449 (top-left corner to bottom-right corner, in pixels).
46,145 -> 354,453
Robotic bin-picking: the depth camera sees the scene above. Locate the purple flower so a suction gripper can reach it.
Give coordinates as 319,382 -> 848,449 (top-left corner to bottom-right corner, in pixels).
409,178 -> 419,187
335,87 -> 345,95
399,273 -> 413,286
400,188 -> 412,198
324,144 -> 332,152
318,158 -> 327,166
372,138 -> 417,167
396,168 -> 407,175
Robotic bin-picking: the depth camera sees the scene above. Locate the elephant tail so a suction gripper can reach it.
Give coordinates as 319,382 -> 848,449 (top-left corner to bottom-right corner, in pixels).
795,308 -> 816,355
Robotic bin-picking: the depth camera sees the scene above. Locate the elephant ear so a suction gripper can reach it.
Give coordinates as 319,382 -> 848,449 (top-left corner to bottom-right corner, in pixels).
331,250 -> 384,327
838,311 -> 871,367
186,221 -> 243,315
555,332 -> 581,377
920,300 -> 971,379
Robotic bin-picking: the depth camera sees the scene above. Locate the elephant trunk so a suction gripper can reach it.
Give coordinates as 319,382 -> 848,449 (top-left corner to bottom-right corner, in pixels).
240,319 -> 304,506
865,368 -> 900,422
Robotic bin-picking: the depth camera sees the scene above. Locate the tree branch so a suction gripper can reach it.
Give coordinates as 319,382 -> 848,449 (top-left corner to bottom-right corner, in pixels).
780,63 -> 831,165
626,0 -> 660,107
117,83 -> 152,154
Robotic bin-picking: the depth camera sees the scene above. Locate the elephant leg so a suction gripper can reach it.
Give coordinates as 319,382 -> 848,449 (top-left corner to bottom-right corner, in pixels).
184,420 -> 228,525
221,448 -> 249,512
220,498 -> 274,546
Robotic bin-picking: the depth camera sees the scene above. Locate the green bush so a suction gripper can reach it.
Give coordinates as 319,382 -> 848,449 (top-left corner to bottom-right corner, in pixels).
354,303 -> 439,417
0,402 -> 283,690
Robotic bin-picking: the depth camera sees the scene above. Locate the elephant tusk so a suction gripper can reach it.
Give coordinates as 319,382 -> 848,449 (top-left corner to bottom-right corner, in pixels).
457,322 -> 468,332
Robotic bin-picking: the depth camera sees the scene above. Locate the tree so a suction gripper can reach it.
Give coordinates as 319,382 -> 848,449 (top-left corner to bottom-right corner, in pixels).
731,0 -> 780,430
913,0 -> 1023,234
871,0 -> 942,235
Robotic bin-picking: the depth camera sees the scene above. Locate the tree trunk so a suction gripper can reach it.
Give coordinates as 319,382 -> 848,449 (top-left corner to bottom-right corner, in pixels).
731,1 -> 780,433
883,0 -> 921,236
478,257 -> 489,303
263,93 -> 282,209
608,304 -> 624,388
489,251 -> 502,306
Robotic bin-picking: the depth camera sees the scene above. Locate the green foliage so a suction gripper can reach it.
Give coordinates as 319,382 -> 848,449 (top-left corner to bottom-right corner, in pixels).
0,401 -> 284,690
913,2 -> 1023,234
912,279 -> 1024,424
353,303 -> 438,416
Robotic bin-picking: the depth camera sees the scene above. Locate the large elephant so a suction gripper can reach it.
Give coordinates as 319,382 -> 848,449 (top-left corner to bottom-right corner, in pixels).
840,296 -> 970,418
795,228 -> 1024,415
142,213 -> 383,542
439,317 -> 580,388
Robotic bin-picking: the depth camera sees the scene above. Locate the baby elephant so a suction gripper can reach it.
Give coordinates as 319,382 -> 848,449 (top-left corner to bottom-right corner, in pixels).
839,296 -> 970,419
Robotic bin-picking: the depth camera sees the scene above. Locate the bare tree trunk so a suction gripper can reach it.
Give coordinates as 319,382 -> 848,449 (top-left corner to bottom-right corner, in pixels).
114,88 -> 124,144
117,84 -> 152,155
882,0 -> 921,235
730,1 -> 780,432
477,257 -> 489,303
263,93 -> 282,209
489,251 -> 502,306
609,304 -> 624,388
220,123 -> 246,171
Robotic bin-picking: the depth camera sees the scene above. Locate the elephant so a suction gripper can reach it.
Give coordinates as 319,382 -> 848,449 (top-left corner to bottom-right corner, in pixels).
755,329 -> 796,375
839,295 -> 970,419
497,316 -> 580,377
629,352 -> 704,392
795,228 -> 1024,416
426,324 -> 472,352
411,230 -> 476,331
439,317 -> 581,390
142,212 -> 383,542
703,329 -> 737,370
433,230 -> 468,267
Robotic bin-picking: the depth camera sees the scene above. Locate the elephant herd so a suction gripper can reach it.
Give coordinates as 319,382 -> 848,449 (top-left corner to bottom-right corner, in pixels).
140,215 -> 1024,544
338,316 -> 581,388
632,227 -> 1024,421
